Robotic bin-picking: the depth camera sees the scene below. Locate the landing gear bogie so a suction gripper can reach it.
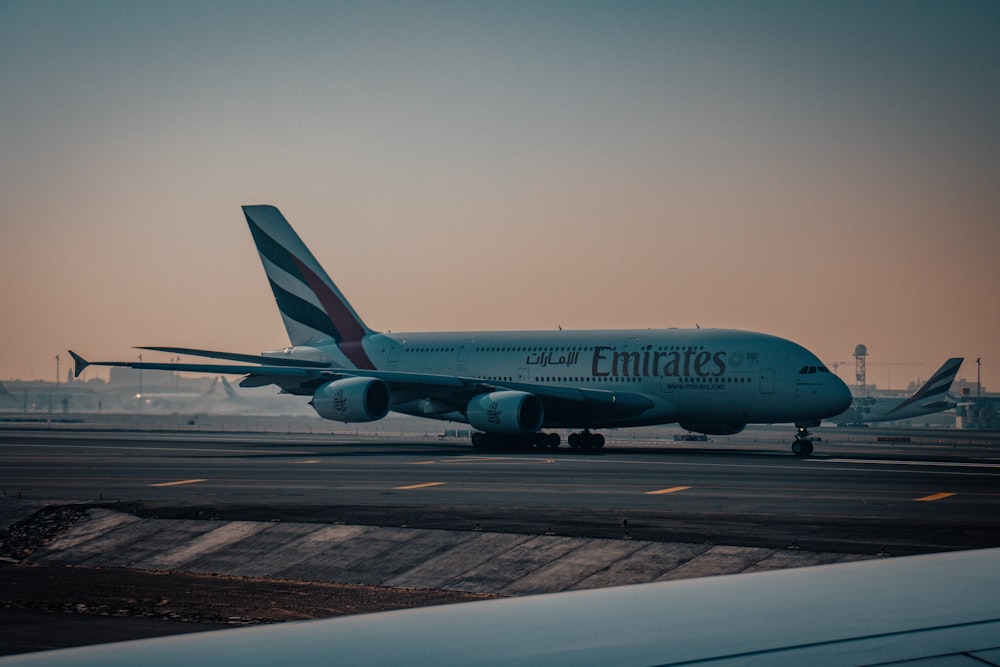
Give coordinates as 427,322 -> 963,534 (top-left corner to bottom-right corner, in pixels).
471,431 -> 561,451
567,430 -> 605,451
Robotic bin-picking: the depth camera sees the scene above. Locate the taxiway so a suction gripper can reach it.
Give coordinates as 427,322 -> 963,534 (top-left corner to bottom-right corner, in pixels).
3,426 -> 999,554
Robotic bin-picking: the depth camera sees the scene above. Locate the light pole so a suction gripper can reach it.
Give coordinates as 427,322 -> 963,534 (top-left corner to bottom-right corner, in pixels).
54,354 -> 60,415
977,357 -> 981,400
138,353 -> 143,409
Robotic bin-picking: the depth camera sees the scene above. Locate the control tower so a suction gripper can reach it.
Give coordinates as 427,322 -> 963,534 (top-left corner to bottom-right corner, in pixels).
854,344 -> 868,395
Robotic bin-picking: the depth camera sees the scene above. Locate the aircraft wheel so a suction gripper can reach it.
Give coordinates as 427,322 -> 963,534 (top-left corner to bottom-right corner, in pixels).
792,440 -> 813,457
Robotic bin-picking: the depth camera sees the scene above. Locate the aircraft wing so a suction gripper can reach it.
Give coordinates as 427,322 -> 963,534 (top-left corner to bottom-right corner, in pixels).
69,352 -> 655,423
70,351 -> 470,395
70,352 -> 328,383
5,547 -> 999,666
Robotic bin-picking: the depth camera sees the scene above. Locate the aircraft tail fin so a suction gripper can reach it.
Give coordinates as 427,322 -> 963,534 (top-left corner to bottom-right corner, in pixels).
242,205 -> 376,369
885,357 -> 963,418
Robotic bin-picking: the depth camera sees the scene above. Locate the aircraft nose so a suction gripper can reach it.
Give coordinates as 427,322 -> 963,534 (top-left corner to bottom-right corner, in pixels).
830,374 -> 853,415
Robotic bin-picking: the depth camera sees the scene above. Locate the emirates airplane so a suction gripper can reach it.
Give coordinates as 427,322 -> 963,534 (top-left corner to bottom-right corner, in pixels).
71,205 -> 850,456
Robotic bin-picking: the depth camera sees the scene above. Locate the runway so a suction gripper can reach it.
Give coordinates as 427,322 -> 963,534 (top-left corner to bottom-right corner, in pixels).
3,425 -> 999,554
3,424 -> 1000,655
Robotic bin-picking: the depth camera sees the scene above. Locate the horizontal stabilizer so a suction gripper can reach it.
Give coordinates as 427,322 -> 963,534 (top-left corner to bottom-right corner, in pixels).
918,400 -> 952,411
138,346 -> 330,368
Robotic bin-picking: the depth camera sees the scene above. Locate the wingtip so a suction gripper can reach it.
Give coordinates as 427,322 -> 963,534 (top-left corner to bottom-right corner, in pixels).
68,350 -> 89,378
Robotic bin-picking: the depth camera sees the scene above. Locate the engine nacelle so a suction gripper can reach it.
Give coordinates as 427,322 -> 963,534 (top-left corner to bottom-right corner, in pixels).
467,391 -> 544,435
311,377 -> 390,423
679,421 -> 746,436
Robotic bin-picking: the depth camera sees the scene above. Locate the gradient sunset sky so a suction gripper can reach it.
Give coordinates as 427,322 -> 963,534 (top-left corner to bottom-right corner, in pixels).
2,1 -> 998,392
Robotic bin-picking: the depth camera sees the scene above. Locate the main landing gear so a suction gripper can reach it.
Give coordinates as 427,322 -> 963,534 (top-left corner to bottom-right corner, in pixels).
469,430 -> 607,451
471,432 -> 561,450
792,425 -> 814,457
567,430 -> 605,451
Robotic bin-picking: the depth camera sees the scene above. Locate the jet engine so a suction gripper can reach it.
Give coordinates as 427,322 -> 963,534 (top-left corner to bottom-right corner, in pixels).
467,391 -> 544,435
311,377 -> 391,423
678,421 -> 746,436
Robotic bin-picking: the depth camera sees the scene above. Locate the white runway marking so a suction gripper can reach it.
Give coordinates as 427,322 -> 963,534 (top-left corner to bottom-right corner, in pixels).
816,458 -> 1000,469
3,442 -> 314,455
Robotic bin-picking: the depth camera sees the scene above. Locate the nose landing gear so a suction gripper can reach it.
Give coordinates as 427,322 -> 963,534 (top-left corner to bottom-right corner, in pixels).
792,425 -> 814,457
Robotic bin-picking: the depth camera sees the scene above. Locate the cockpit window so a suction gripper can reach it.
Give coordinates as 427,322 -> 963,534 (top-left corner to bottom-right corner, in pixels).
799,365 -> 830,374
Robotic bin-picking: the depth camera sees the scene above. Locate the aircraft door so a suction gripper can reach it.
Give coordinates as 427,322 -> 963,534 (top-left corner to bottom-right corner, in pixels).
457,339 -> 473,372
386,343 -> 401,370
759,368 -> 774,394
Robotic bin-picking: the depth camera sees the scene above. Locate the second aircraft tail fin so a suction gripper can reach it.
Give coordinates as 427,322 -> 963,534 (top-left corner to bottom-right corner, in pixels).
885,357 -> 963,419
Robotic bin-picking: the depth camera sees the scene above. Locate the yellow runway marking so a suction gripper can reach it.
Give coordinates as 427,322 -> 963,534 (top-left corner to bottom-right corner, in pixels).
296,460 -> 321,464
150,479 -> 207,487
645,486 -> 692,495
915,492 -> 955,502
395,482 -> 447,490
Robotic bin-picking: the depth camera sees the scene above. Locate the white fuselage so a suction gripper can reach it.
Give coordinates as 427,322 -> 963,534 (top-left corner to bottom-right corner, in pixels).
286,328 -> 850,430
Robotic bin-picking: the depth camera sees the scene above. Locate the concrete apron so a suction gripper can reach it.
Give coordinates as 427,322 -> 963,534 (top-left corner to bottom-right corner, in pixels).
23,509 -> 873,595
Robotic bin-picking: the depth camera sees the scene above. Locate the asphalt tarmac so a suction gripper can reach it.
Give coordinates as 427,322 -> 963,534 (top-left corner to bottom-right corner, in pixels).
3,424 -> 999,554
2,422 -> 999,656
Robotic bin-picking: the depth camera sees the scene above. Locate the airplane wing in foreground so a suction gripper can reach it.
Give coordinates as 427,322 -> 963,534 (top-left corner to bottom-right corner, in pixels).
4,547 -> 999,666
